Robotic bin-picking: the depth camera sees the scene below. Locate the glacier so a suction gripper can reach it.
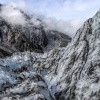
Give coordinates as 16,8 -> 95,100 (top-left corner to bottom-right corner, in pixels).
0,6 -> 100,100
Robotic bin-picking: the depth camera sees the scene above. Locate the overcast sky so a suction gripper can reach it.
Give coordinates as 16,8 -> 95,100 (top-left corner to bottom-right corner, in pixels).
1,0 -> 100,20
0,0 -> 100,37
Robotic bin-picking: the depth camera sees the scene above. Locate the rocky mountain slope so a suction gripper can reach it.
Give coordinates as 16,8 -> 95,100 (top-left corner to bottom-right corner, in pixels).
0,4 -> 71,58
0,5 -> 100,100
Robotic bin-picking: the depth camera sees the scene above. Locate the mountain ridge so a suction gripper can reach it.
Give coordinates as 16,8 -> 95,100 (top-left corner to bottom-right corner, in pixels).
0,4 -> 71,58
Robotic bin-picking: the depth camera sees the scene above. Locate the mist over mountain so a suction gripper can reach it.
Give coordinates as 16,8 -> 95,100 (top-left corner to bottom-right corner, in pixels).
0,3 -> 83,37
0,4 -> 71,58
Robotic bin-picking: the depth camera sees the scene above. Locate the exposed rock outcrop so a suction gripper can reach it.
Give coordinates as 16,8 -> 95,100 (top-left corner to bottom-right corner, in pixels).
0,16 -> 48,54
0,5 -> 71,58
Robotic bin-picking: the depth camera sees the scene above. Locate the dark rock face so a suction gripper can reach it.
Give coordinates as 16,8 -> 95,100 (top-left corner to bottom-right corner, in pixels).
0,17 -> 48,54
0,43 -> 15,58
0,11 -> 71,58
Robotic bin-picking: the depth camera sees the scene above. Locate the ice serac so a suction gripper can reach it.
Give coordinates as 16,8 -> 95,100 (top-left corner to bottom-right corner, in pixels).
47,11 -> 100,100
0,52 -> 55,100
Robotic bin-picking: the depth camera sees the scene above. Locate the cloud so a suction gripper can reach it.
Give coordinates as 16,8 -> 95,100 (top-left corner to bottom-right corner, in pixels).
1,0 -> 99,37
43,18 -> 83,37
1,0 -> 100,20
30,15 -> 83,37
30,16 -> 42,27
61,0 -> 100,19
0,2 -> 83,37
0,0 -> 26,10
0,5 -> 27,25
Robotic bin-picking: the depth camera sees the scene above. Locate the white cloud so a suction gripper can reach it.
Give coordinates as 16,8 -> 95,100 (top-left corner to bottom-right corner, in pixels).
2,0 -> 98,37
0,3 -> 82,37
30,15 -> 83,37
0,5 -> 27,25
43,18 -> 83,37
31,16 -> 42,27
